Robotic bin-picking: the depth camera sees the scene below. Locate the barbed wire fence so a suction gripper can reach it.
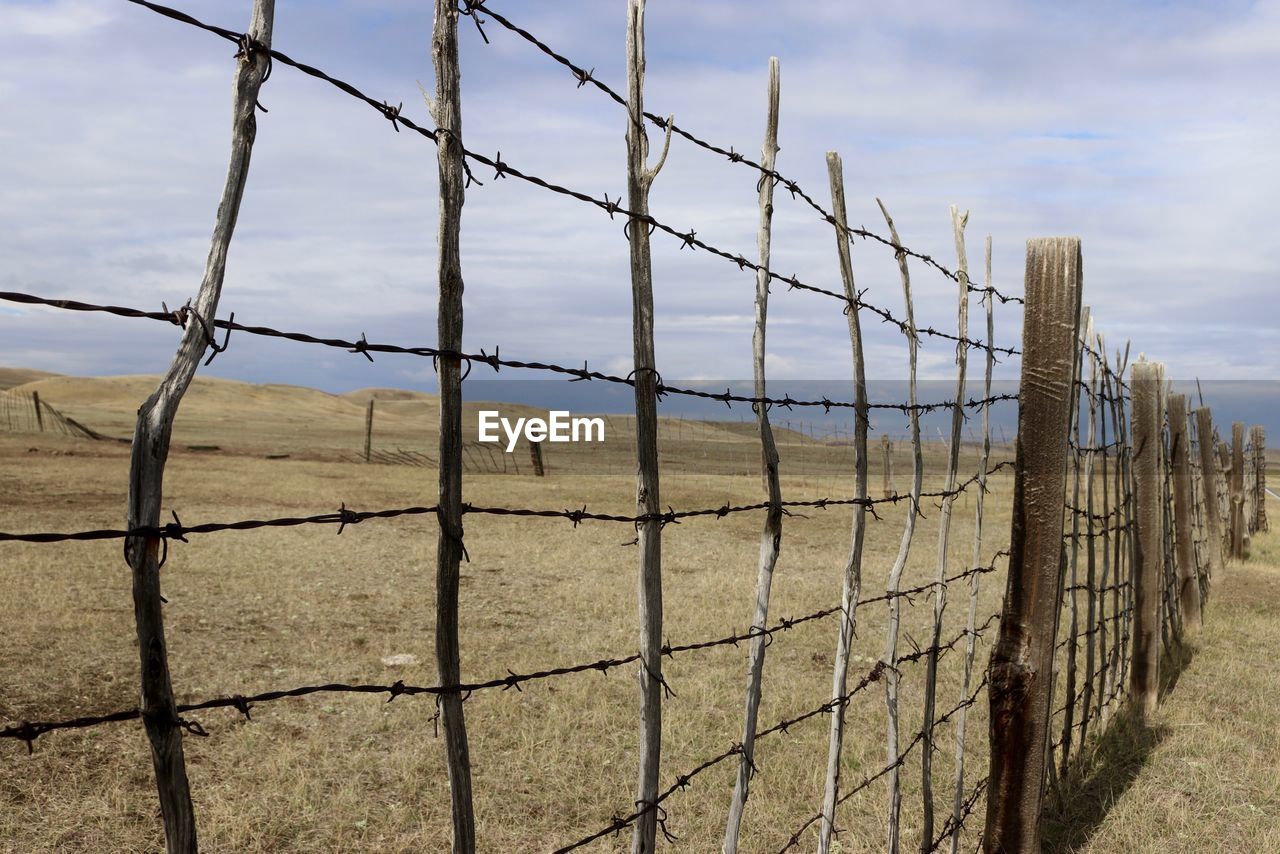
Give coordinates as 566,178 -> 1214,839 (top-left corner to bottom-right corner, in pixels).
0,1 -> 1271,852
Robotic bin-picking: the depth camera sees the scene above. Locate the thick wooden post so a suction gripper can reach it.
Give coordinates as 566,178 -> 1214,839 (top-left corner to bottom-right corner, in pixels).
1231,422 -> 1246,559
1168,395 -> 1201,632
1194,408 -> 1226,581
624,2 -> 671,850
1129,360 -> 1165,720
32,391 -> 44,432
431,1 -> 476,849
528,440 -> 545,476
984,237 -> 1082,854
364,399 -> 374,463
1253,426 -> 1268,532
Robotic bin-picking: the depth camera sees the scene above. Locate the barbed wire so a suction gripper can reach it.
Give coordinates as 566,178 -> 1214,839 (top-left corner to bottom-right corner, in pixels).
0,291 -> 1019,416
773,674 -> 991,852
0,561 -> 1004,753
461,1 -> 1026,307
121,0 -> 1021,358
0,462 -> 1014,546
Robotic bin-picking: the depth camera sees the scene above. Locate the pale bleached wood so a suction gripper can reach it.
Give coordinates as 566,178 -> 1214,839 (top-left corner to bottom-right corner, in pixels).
1080,325 -> 1100,742
948,233 -> 994,854
1129,359 -> 1165,721
882,434 -> 894,499
723,56 -> 780,854
815,153 -> 870,854
919,206 -> 970,851
983,237 -> 1082,854
1095,334 -> 1115,725
430,2 -> 476,849
1193,408 -> 1225,583
123,5 -> 273,851
875,198 -> 924,854
1058,306 -> 1089,777
1168,395 -> 1202,632
625,2 -> 672,850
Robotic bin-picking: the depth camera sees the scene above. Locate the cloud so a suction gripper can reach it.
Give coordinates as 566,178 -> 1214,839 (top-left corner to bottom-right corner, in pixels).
0,0 -> 1275,435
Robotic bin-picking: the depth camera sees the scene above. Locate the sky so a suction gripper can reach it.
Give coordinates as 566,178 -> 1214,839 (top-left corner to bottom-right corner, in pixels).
1,0 -> 1277,431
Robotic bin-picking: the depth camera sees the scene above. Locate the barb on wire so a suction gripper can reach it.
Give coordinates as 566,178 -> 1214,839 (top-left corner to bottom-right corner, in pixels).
120,0 -> 1020,357
3,291 -> 1021,414
0,462 -> 1014,545
465,0 -> 1027,307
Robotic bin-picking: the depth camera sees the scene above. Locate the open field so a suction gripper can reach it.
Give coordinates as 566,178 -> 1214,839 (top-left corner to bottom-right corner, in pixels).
1,374 -> 1013,852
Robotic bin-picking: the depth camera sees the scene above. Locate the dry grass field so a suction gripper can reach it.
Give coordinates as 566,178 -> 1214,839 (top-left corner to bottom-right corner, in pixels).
0,372 -> 1273,852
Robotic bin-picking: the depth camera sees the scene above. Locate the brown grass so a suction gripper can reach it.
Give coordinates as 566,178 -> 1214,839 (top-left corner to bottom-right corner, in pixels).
0,374 -> 1270,852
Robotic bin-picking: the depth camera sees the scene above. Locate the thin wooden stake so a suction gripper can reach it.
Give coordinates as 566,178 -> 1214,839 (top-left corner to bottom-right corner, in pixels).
984,237 -> 1082,854
364,399 -> 375,463
949,234 -> 994,854
624,2 -> 672,850
882,434 -> 894,499
723,56 -> 781,854
919,206 -> 970,851
815,152 -> 870,854
430,2 -> 476,849
876,198 -> 925,854
122,5 -> 274,851
1129,359 -> 1165,721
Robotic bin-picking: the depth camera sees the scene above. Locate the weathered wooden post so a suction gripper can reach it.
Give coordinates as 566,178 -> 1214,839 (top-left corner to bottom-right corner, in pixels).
528,440 -> 545,476
363,398 -> 374,463
1129,359 -> 1165,720
881,433 -> 894,498
430,0 -> 476,849
31,391 -> 44,433
1168,395 -> 1201,632
983,237 -> 1082,853
1231,422 -> 1246,559
624,2 -> 671,850
1253,426 -> 1268,532
121,3 -> 274,850
1193,408 -> 1226,582
723,57 -> 782,854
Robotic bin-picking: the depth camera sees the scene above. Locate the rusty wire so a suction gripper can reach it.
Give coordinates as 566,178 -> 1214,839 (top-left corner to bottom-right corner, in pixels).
2,290 -> 1019,416
121,0 -> 1021,357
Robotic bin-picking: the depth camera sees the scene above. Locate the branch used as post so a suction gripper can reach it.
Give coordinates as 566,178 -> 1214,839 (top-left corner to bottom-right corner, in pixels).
920,206 -> 970,851
1253,426 -> 1268,532
364,399 -> 375,463
122,4 -> 274,851
624,2 -> 671,850
876,198 -> 925,854
949,234 -> 993,854
430,1 -> 476,849
882,434 -> 894,499
815,152 -> 870,854
1129,359 -> 1165,721
723,56 -> 780,854
1168,395 -> 1202,632
984,237 -> 1082,854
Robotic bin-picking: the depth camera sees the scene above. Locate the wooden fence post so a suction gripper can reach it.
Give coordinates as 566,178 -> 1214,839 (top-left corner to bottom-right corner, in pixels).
882,434 -> 894,498
430,1 -> 476,849
724,56 -> 782,853
121,4 -> 274,850
1231,422 -> 1246,559
1129,360 -> 1165,720
1253,426 -> 1268,532
1193,408 -> 1226,583
813,149 -> 871,854
31,391 -> 44,432
624,2 -> 671,850
983,237 -> 1082,854
528,440 -> 545,476
364,399 -> 374,462
1168,395 -> 1201,632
